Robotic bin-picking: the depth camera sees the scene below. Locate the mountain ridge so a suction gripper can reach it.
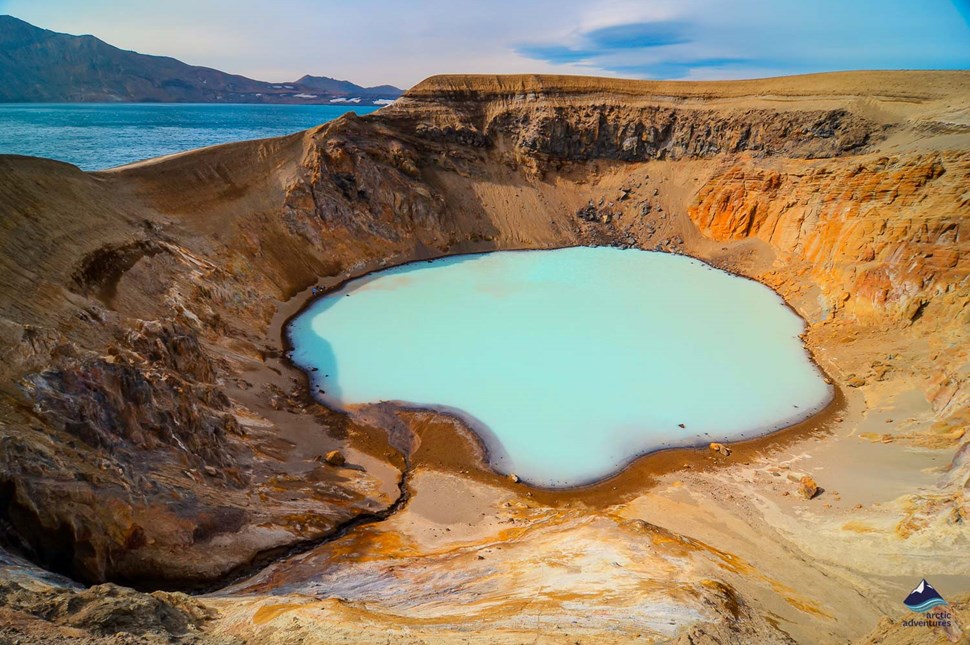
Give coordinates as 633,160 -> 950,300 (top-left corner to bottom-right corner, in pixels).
0,15 -> 402,104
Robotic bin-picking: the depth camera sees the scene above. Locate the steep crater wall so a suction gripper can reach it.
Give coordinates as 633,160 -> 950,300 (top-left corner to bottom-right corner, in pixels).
0,72 -> 967,592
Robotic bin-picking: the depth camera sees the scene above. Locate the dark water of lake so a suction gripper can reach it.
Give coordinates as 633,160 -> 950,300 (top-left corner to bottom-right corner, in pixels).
0,103 -> 379,170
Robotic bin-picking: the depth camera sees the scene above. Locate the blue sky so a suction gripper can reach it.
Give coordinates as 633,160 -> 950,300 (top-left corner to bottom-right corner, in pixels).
1,0 -> 967,87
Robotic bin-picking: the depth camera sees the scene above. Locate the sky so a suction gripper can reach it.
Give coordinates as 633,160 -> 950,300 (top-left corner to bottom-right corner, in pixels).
1,0 -> 968,88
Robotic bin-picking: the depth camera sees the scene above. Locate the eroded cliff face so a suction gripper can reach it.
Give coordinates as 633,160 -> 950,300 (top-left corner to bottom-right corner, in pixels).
382,72 -> 968,325
0,152 -> 404,589
689,154 -> 969,324
0,71 -> 968,643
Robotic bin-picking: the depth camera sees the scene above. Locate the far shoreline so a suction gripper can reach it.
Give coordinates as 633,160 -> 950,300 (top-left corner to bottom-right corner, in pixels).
0,103 -> 383,172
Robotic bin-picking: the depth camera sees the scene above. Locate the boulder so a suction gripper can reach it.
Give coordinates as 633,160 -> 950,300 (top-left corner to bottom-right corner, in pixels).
576,202 -> 599,221
846,375 -> 867,387
785,474 -> 820,499
709,442 -> 732,457
324,450 -> 346,467
798,476 -> 819,499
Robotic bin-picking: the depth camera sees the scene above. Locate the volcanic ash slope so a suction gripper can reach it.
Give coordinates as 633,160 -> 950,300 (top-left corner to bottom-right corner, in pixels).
0,71 -> 968,643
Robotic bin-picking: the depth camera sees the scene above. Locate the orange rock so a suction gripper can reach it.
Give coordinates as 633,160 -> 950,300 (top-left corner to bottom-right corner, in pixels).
324,450 -> 346,467
798,476 -> 819,500
687,154 -> 970,328
709,442 -> 732,457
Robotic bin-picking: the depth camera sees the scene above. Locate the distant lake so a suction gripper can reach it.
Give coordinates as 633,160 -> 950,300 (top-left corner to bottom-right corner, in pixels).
0,103 -> 380,171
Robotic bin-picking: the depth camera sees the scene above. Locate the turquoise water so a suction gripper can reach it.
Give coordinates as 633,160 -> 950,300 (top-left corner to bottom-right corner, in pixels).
289,248 -> 833,487
0,103 -> 379,170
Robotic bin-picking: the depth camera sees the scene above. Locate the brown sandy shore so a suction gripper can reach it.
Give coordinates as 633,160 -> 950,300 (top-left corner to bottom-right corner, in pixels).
0,70 -> 968,643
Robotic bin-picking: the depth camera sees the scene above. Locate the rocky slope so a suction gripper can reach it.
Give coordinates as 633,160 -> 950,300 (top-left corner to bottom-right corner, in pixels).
0,71 -> 968,643
0,15 -> 401,104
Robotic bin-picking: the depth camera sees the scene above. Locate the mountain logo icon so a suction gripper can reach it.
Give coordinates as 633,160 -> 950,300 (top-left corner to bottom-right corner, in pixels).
903,579 -> 948,612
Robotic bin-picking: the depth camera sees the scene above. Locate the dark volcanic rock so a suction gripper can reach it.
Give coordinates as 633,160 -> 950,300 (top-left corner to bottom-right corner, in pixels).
0,576 -> 214,641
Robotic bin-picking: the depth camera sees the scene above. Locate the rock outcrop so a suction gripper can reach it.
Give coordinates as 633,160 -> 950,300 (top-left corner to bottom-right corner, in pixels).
688,155 -> 969,324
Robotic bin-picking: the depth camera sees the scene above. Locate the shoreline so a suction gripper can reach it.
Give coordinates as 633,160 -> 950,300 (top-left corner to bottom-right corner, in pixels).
270,244 -> 844,505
